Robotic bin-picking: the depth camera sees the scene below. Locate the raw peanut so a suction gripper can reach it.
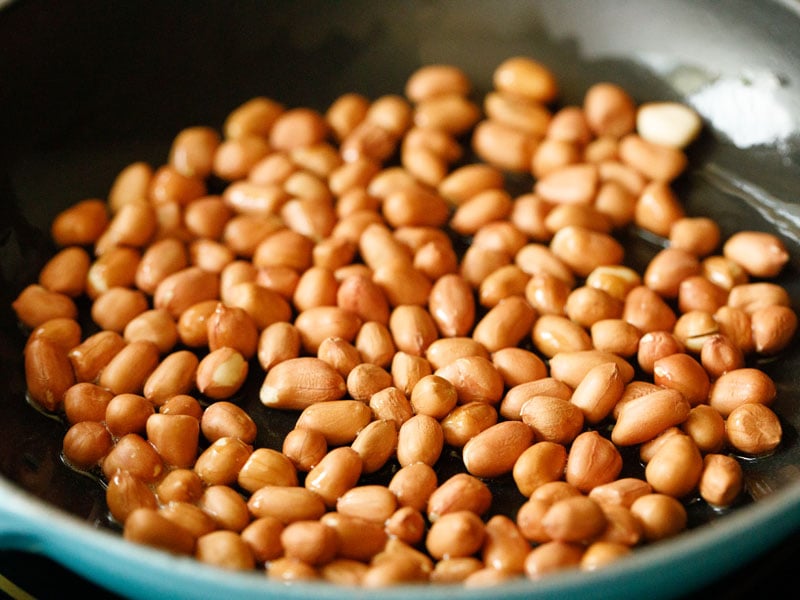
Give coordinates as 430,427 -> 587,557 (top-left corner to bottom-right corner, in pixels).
636,101 -> 702,149
510,194 -> 554,242
369,385 -> 414,427
385,506 -> 427,545
87,246 -> 141,298
493,56 -> 558,103
176,299 -> 218,349
478,264 -> 530,307
698,453 -> 744,507
426,511 -> 486,560
434,355 -> 505,405
317,337 -> 362,377
499,377 -> 573,421
702,255 -> 749,291
146,413 -> 200,468
613,381 -> 664,420
585,264 -> 641,301
677,275 -> 728,314
346,362 -> 393,401
515,242 -> 575,286
24,336 -> 76,412
388,462 -> 438,513
281,196 -> 337,241
549,350 -> 634,389
12,284 -> 78,329
387,305 -> 438,357
450,189 -> 513,236
428,273 -> 476,337
38,246 -> 90,297
282,427 -> 328,473
644,434 -> 703,498
99,339 -> 160,395
153,266 -> 219,319
123,308 -> 179,354
581,541 -> 632,571
549,225 -> 624,278
669,217 -> 721,257
593,180 -> 637,227
409,374 -> 458,419
159,501 -> 217,539
622,285 -> 677,334
565,286 -> 622,328
588,478 -> 653,509
305,447 -> 363,508
681,404 -> 726,453
201,401 -> 256,444
532,314 -> 592,358
155,469 -> 204,504
95,201 -> 157,253
237,447 -> 299,492
107,469 -> 159,524
532,138 -> 581,179
584,82 -> 636,138
373,261 -> 433,307
414,93 -> 481,136
169,126 -> 220,179
383,186 -> 449,229
105,392 -> 154,437
103,433 -> 164,483
751,304 -> 797,355
440,401 -> 498,448
643,247 -> 701,299
337,485 -> 397,524
438,163 -> 505,206
547,106 -> 592,145
319,512 -> 387,563
542,495 -> 608,543
149,164 -> 206,206
26,317 -> 82,353
63,382 -> 113,424
619,133 -> 688,181
472,118 -> 538,172
714,305 -> 755,354
336,273 -> 390,325
534,163 -> 598,205
397,414 -> 444,467
634,181 -> 685,237
188,238 -> 235,273
512,441 -> 567,498
62,421 -> 113,469
524,272 -> 570,316
524,541 -> 584,579
296,400 -> 373,446
254,265 -> 299,300
222,214 -> 284,257
68,329 -> 126,383
636,330 -> 684,374
194,436 -> 252,486
723,230 -> 789,278
351,419 -> 398,474
196,484 -> 250,532
700,333 -> 745,379
569,362 -> 624,425
314,235 -> 358,271
406,64 -> 472,102
247,485 -> 327,523
90,287 -> 149,333
520,395 -> 584,445
355,321 -> 396,367
611,388 -> 690,446
123,507 -> 195,556
160,394 -> 204,420
491,347 -> 547,387
206,303 -> 258,359
280,520 -> 337,567
51,198 -> 109,246
638,427 -> 684,465
590,319 -> 640,357
516,496 -> 553,544
485,90 -> 552,138
268,106 -> 328,151
544,203 -> 612,235
257,321 -> 301,371
195,347 -> 248,400
725,403 -> 782,456
265,557 -> 319,582
708,367 -> 777,417
653,352 -> 710,406
462,421 -> 534,478
413,239 -> 459,280
252,228 -> 314,271
240,516 -> 285,563
339,119 -> 398,164
629,493 -> 687,542
472,296 -> 536,352
460,245 -> 511,288
260,357 -> 347,410
565,430 -> 622,492
224,96 -> 284,139
427,473 -> 492,521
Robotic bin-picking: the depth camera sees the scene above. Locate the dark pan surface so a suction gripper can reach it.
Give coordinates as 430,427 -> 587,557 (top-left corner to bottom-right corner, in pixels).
1,1 -> 800,598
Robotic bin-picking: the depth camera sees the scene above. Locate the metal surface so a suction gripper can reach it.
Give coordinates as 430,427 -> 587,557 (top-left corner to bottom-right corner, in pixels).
1,1 -> 799,598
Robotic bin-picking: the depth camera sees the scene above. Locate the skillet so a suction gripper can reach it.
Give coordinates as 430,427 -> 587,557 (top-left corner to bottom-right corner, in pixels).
1,1 -> 800,598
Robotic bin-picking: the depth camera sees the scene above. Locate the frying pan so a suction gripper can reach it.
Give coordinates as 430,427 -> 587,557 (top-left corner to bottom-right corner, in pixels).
1,0 -> 800,598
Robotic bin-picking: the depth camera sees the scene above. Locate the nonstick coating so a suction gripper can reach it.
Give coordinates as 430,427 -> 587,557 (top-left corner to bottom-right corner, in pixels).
1,1 -> 800,599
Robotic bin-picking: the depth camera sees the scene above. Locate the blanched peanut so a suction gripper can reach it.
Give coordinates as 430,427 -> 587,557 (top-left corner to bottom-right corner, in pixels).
636,102 -> 702,149
723,230 -> 789,278
725,403 -> 782,456
644,434 -> 703,498
195,346 -> 249,400
699,453 -> 743,507
629,493 -> 687,542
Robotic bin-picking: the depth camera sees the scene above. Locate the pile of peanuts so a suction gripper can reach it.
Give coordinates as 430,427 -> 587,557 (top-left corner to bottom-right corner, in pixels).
12,56 -> 798,587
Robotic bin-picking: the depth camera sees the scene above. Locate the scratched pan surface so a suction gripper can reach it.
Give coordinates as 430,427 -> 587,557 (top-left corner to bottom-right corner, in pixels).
1,1 -> 800,599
